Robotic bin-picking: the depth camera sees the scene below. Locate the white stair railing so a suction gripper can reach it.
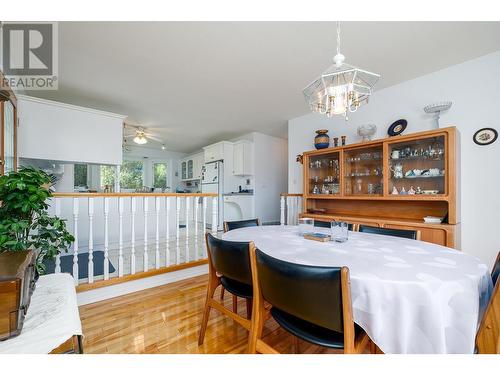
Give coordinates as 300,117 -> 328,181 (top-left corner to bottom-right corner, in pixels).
280,193 -> 303,226
48,193 -> 217,285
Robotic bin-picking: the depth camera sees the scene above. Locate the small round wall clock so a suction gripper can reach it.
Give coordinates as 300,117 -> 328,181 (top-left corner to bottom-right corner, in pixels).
473,128 -> 498,146
387,119 -> 408,136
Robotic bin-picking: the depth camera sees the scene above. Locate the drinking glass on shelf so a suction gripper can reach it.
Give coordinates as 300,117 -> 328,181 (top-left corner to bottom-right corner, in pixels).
299,218 -> 314,235
331,220 -> 349,243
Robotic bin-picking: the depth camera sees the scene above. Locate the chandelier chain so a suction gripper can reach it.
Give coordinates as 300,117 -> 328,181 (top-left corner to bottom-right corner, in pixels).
336,21 -> 341,55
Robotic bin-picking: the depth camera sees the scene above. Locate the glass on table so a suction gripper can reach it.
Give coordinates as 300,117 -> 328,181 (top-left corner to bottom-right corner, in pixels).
331,220 -> 349,243
298,218 -> 314,235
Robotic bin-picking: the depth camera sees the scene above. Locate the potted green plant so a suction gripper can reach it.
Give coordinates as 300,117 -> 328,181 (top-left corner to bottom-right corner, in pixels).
0,167 -> 74,274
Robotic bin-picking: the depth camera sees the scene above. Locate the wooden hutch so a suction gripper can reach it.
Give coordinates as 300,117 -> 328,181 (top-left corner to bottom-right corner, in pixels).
301,127 -> 460,248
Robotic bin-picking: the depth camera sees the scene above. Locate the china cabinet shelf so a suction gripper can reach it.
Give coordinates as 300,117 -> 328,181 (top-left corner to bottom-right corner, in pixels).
301,127 -> 460,248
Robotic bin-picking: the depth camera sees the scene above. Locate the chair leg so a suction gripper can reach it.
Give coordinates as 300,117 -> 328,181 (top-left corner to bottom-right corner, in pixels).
232,295 -> 238,314
292,335 -> 300,354
246,298 -> 252,319
247,306 -> 265,354
220,286 -> 225,301
198,276 -> 218,345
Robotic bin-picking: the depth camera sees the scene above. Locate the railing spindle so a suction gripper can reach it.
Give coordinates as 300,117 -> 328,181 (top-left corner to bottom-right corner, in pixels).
88,198 -> 94,283
165,196 -> 171,267
118,197 -> 124,277
202,197 -> 207,258
143,196 -> 149,272
185,196 -> 190,263
176,197 -> 180,265
212,197 -> 218,234
130,197 -> 136,274
280,195 -> 286,226
194,197 -> 199,261
103,197 -> 110,280
155,196 -> 161,269
55,199 -> 62,273
72,197 -> 79,285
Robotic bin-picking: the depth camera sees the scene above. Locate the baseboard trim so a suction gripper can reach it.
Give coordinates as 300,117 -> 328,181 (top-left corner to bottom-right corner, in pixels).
76,264 -> 208,306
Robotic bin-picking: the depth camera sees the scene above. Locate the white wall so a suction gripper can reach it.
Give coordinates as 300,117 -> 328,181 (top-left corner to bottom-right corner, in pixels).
18,96 -> 125,165
232,132 -> 288,224
288,50 -> 500,268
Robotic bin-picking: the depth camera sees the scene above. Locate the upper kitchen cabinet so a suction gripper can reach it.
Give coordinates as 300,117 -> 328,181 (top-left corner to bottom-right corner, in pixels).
181,152 -> 204,181
233,140 -> 254,176
203,141 -> 233,163
0,82 -> 17,175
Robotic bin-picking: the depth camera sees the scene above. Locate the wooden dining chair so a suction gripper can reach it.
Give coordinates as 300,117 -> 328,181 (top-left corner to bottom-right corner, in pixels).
219,218 -> 261,302
475,278 -> 500,353
247,247 -> 370,354
314,220 -> 354,231
223,218 -> 261,233
198,233 -> 255,345
358,225 -> 421,240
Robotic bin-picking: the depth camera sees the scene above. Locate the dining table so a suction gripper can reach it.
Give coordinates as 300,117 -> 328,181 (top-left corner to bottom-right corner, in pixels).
222,225 -> 493,354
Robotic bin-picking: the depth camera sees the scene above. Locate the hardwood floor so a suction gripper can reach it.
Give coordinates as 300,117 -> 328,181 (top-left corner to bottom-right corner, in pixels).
79,274 -> 350,354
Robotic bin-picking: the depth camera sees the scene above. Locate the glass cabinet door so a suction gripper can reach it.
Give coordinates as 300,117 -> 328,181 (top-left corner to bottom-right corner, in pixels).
344,145 -> 383,196
187,160 -> 193,179
307,152 -> 340,195
3,101 -> 15,174
388,135 -> 446,196
181,161 -> 187,180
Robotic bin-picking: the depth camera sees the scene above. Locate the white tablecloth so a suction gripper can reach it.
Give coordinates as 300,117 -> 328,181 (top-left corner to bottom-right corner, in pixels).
0,273 -> 82,354
223,225 -> 493,354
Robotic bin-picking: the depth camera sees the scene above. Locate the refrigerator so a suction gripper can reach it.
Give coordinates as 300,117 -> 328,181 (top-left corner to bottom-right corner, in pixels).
201,161 -> 224,230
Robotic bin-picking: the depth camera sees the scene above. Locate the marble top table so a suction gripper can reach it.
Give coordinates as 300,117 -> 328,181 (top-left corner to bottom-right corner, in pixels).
223,225 -> 492,354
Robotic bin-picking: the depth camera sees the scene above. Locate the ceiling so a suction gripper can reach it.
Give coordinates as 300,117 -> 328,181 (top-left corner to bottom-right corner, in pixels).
29,21 -> 500,153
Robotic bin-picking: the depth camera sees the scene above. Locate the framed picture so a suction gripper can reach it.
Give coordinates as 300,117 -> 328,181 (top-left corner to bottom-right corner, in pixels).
473,128 -> 498,146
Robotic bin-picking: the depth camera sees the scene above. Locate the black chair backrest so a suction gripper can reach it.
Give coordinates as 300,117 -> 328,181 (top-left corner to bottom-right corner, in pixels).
225,219 -> 260,232
255,249 -> 344,333
314,220 -> 353,231
492,252 -> 500,286
206,233 -> 253,285
358,225 -> 417,240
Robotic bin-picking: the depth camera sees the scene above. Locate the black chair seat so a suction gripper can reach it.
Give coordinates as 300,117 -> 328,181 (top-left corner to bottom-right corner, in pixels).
271,307 -> 364,349
220,276 -> 253,299
358,225 -> 417,240
314,220 -> 353,231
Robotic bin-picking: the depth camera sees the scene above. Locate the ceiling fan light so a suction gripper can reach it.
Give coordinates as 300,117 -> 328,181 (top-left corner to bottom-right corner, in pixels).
133,133 -> 148,144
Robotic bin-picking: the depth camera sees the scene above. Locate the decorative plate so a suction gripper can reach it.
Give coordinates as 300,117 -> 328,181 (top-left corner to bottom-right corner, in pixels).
473,128 -> 498,146
387,119 -> 408,136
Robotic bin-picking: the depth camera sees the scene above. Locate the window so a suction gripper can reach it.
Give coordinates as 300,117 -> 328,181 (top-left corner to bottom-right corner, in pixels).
120,160 -> 144,190
100,165 -> 116,188
74,164 -> 88,187
153,162 -> 168,189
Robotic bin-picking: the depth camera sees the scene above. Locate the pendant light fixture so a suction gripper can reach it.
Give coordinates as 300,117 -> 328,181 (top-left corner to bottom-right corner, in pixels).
133,131 -> 148,144
303,22 -> 380,120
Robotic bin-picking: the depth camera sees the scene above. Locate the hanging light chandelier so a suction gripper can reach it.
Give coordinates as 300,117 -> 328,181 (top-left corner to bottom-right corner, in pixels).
303,22 -> 380,120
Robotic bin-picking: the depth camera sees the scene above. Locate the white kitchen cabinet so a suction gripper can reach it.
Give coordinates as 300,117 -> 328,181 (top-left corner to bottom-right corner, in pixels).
203,141 -> 232,163
181,152 -> 204,181
233,140 -> 253,176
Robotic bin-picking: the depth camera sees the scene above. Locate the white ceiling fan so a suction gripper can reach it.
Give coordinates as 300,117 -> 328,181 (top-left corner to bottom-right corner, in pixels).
123,124 -> 165,148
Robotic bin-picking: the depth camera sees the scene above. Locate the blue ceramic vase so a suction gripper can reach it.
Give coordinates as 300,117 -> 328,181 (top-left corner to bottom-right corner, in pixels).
314,129 -> 330,149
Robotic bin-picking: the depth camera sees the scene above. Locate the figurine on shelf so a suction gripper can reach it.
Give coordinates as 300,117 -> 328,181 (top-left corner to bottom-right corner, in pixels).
400,186 -> 407,195
416,186 -> 423,194
391,186 -> 399,195
408,186 -> 416,195
333,137 -> 339,147
341,135 -> 347,146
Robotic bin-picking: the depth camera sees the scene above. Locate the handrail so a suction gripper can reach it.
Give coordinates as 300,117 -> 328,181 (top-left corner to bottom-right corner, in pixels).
53,192 -> 218,198
280,193 -> 303,197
